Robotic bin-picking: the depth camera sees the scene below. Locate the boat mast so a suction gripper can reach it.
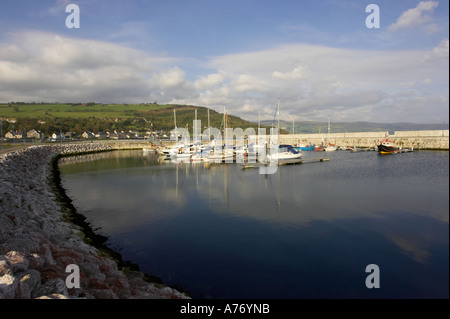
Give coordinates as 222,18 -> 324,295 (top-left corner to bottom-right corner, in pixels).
225,108 -> 228,141
174,109 -> 177,128
207,108 -> 211,141
327,115 -> 330,144
194,108 -> 198,145
258,111 -> 260,130
174,109 -> 177,141
222,107 -> 226,147
328,115 -> 330,134
277,98 -> 280,135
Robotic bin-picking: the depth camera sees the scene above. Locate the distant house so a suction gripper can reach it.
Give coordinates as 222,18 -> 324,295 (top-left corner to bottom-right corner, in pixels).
127,130 -> 143,139
5,131 -> 23,139
95,132 -> 108,139
65,132 -> 76,139
109,132 -> 127,139
82,131 -> 95,139
27,129 -> 43,139
51,132 -> 64,140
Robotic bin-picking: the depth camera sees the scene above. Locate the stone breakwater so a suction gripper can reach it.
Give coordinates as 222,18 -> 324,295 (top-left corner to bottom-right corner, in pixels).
0,144 -> 190,299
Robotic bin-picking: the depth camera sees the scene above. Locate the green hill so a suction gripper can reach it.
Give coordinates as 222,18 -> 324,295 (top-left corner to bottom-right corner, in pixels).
0,102 -> 267,136
1,102 -> 446,137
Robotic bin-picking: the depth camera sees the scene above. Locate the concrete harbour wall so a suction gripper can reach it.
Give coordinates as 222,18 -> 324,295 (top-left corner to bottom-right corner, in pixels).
86,129 -> 449,150
279,130 -> 449,150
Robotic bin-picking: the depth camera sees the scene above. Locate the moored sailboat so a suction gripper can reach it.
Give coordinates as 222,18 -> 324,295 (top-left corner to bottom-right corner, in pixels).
324,116 -> 336,152
268,144 -> 302,161
267,99 -> 302,162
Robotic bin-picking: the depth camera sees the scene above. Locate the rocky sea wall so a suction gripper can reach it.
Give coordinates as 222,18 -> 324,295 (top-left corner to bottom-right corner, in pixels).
0,143 -> 190,299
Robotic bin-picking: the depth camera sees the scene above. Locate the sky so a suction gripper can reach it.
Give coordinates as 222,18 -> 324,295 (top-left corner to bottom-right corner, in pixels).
0,0 -> 448,123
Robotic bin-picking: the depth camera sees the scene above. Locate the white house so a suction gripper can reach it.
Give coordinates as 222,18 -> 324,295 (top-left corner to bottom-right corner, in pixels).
27,129 -> 43,139
82,131 -> 95,139
96,132 -> 108,139
51,132 -> 64,140
5,131 -> 23,139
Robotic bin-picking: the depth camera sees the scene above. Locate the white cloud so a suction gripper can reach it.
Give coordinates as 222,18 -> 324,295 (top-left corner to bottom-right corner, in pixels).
0,31 -> 176,103
185,43 -> 448,122
193,73 -> 227,89
0,31 -> 448,123
234,74 -> 270,93
47,0 -> 72,16
272,66 -> 303,80
426,38 -> 449,60
0,44 -> 30,62
151,67 -> 186,89
388,1 -> 439,32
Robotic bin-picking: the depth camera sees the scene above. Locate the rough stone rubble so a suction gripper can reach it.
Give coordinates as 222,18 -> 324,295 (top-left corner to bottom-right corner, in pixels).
0,144 -> 190,299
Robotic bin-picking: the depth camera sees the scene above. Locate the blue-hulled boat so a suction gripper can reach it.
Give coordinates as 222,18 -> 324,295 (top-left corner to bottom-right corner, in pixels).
294,144 -> 315,151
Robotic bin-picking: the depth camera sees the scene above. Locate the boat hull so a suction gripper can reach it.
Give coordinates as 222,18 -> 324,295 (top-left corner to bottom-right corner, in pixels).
268,153 -> 302,161
295,145 -> 315,151
377,144 -> 397,154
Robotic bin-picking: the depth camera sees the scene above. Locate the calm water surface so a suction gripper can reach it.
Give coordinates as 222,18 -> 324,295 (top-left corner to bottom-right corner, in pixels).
59,149 -> 449,299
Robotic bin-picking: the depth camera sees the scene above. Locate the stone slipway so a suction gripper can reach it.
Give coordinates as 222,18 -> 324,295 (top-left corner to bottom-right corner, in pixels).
0,144 -> 190,299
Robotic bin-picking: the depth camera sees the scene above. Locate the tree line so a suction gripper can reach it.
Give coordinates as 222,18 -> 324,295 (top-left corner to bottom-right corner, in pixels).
1,117 -> 144,137
1,105 -> 274,138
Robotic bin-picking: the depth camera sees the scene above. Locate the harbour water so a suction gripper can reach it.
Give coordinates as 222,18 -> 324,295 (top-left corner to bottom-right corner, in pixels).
59,149 -> 449,299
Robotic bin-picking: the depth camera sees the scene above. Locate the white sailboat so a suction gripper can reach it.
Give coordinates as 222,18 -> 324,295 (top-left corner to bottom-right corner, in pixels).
267,99 -> 302,162
191,109 -> 210,163
324,115 -> 336,152
207,108 -> 234,163
223,110 -> 234,162
268,144 -> 303,161
159,109 -> 192,161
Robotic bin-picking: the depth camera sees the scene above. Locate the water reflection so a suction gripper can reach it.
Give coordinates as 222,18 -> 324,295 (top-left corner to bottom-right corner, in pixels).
59,150 -> 449,298
59,150 -> 449,232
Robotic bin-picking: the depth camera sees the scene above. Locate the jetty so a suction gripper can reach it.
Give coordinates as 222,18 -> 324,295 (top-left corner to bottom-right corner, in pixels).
396,148 -> 414,153
379,148 -> 415,155
242,157 -> 329,169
